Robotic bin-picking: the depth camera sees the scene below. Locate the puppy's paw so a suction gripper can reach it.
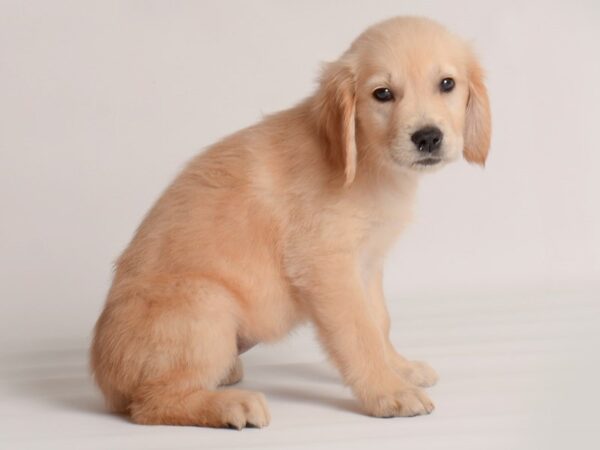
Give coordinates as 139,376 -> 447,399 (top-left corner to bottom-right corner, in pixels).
405,360 -> 439,388
362,385 -> 434,417
212,390 -> 271,429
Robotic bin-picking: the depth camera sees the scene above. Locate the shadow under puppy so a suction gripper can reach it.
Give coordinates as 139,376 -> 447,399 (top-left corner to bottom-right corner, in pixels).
91,16 -> 491,428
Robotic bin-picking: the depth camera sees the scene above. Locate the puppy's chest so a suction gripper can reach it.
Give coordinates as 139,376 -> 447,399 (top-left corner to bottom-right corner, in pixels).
357,202 -> 413,272
360,217 -> 402,258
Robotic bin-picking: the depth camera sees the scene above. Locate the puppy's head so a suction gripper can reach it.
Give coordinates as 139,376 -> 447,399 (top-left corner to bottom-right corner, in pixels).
314,17 -> 491,184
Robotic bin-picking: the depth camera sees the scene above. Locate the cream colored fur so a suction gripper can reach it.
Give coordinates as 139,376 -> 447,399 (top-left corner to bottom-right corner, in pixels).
91,16 -> 491,428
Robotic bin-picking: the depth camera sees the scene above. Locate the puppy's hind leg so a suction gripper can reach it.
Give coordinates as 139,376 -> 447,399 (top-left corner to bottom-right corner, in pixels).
219,357 -> 244,386
130,376 -> 269,429
122,278 -> 269,428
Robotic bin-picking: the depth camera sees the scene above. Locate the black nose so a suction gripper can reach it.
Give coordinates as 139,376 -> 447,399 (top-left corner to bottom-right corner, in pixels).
411,126 -> 443,153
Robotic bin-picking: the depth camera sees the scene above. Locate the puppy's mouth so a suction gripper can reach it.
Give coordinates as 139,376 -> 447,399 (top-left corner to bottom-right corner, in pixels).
414,157 -> 442,166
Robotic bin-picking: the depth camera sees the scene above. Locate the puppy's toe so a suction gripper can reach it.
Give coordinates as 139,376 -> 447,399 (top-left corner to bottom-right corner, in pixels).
218,391 -> 271,429
364,386 -> 435,417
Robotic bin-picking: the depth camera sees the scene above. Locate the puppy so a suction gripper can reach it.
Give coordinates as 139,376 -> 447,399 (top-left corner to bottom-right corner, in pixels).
91,16 -> 490,428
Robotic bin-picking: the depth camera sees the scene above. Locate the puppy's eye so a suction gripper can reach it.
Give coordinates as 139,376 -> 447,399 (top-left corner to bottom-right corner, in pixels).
440,78 -> 455,93
372,87 -> 394,102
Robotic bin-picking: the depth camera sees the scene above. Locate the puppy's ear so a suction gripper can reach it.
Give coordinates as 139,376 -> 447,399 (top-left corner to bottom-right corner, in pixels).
314,61 -> 357,185
463,60 -> 491,166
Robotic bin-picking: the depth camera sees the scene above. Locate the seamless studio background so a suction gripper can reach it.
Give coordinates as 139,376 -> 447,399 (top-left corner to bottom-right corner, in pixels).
1,1 -> 599,449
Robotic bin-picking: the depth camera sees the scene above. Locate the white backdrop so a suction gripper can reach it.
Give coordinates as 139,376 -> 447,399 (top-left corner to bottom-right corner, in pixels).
1,0 -> 599,346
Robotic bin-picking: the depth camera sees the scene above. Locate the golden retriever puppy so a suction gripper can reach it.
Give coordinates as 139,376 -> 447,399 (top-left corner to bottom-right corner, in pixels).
91,16 -> 490,428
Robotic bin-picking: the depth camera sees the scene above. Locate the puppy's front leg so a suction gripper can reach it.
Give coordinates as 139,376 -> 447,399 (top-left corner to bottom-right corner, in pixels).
304,258 -> 434,417
369,268 -> 438,388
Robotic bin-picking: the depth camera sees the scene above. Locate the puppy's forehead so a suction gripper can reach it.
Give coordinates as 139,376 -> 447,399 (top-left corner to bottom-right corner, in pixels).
350,17 -> 468,81
352,16 -> 463,53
